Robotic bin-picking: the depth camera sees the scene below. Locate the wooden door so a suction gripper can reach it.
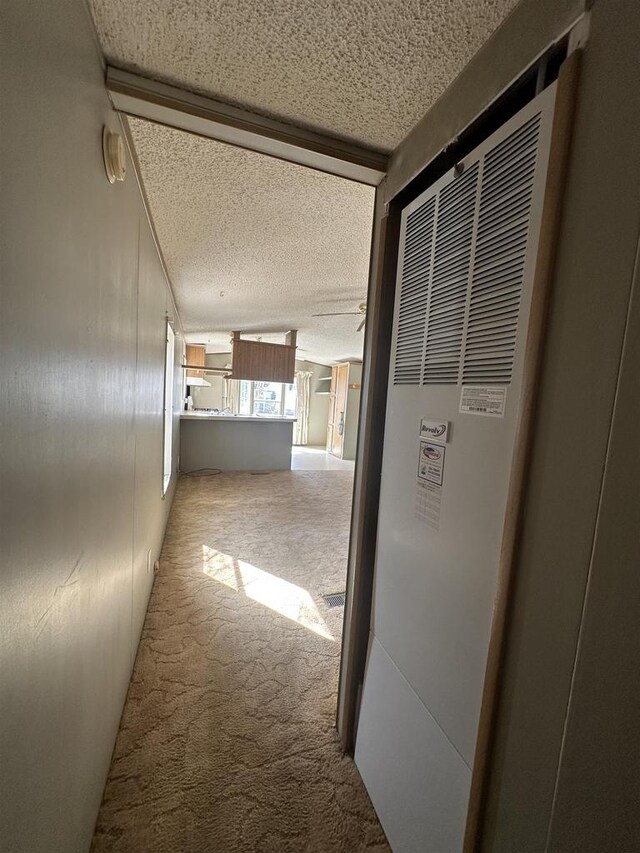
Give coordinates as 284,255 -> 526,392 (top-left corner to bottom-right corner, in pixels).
330,363 -> 349,457
326,364 -> 338,451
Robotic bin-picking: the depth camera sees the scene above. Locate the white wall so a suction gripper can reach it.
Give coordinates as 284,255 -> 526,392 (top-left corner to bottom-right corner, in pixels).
483,3 -> 640,848
545,204 -> 640,853
0,1 -> 182,850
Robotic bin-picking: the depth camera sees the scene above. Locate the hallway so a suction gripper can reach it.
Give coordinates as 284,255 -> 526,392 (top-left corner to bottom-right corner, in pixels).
91,471 -> 388,852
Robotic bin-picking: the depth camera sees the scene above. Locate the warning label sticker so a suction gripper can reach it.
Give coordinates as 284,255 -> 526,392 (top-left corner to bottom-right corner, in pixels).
459,386 -> 507,417
417,441 -> 446,487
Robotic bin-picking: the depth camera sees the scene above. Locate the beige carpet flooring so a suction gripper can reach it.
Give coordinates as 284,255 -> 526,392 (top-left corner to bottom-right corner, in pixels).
91,471 -> 389,853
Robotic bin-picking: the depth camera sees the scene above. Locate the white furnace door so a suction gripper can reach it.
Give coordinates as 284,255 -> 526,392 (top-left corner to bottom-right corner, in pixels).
355,83 -> 557,852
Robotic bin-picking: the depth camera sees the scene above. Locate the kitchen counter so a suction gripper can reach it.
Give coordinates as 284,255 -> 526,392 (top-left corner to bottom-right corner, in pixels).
181,412 -> 295,424
179,412 -> 296,472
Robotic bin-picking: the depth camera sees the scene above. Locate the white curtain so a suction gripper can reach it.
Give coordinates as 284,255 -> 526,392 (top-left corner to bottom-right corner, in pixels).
293,371 -> 312,445
223,377 -> 241,414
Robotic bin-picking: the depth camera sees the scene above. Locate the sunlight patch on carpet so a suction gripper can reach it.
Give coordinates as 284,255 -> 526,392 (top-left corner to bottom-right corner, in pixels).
202,545 -> 334,641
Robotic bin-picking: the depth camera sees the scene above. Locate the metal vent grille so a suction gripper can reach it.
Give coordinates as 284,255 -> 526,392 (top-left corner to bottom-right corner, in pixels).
322,591 -> 346,608
462,114 -> 541,384
423,164 -> 478,384
394,197 -> 436,385
393,106 -> 545,388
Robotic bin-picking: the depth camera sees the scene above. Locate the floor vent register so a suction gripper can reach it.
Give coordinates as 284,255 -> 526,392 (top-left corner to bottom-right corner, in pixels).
322,591 -> 346,608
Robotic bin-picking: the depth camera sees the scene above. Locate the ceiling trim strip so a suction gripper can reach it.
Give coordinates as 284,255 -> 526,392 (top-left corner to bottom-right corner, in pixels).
106,67 -> 388,187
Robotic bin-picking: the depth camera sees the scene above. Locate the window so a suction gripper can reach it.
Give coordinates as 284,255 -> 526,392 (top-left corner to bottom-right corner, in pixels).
162,321 -> 175,495
253,381 -> 283,415
238,380 -> 296,417
283,383 -> 296,418
238,379 -> 251,415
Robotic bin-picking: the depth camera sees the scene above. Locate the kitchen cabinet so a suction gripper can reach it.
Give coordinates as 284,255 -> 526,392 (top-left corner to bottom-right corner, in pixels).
326,361 -> 361,460
228,330 -> 297,383
186,344 -> 206,380
180,412 -> 295,471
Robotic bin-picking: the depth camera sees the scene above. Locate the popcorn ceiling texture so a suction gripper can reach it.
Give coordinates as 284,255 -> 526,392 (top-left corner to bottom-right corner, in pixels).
128,117 -> 375,364
96,1 -> 518,361
90,0 -> 519,151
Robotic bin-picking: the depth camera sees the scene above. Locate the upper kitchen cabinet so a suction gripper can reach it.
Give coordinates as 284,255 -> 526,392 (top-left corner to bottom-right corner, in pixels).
186,344 -> 206,380
228,330 -> 297,384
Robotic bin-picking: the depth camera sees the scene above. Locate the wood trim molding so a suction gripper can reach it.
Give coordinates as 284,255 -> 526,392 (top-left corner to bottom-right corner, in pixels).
463,51 -> 582,853
106,67 -> 388,186
336,199 -> 401,753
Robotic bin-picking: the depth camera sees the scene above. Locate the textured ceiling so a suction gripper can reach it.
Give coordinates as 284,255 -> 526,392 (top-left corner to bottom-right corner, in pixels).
128,118 -> 375,364
97,0 -> 520,364
91,0 -> 519,151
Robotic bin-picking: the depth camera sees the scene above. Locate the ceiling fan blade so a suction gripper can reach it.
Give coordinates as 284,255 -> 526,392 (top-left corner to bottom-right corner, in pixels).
357,318 -> 366,332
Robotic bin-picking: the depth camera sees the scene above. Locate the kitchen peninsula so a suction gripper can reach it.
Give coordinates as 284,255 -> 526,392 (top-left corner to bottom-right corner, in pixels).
179,412 -> 296,472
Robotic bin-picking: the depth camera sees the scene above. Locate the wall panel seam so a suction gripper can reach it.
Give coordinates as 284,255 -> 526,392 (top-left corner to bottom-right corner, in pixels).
543,225 -> 640,851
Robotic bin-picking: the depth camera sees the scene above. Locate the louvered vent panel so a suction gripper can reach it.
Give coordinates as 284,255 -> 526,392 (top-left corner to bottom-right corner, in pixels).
423,164 -> 479,384
462,114 -> 541,384
394,196 -> 436,384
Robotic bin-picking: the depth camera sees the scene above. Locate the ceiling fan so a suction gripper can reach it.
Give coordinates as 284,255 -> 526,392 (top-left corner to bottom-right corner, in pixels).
312,301 -> 367,332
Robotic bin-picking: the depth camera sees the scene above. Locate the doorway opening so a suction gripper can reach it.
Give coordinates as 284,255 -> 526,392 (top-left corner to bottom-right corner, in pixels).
93,110 -> 387,850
